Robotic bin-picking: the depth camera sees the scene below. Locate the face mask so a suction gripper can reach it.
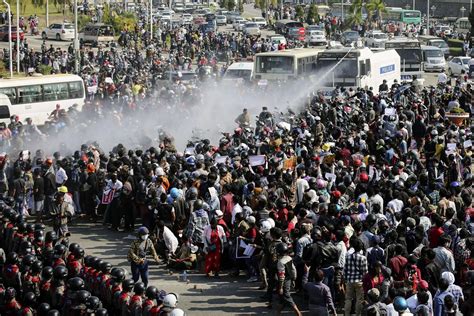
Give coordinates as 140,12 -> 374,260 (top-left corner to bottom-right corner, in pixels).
141,234 -> 149,241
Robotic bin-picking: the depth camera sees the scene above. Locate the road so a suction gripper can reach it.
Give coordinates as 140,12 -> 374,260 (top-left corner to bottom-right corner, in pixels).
68,221 -> 310,315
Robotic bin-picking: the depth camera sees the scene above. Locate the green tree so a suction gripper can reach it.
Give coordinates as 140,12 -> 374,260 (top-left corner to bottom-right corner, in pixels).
238,0 -> 243,13
469,8 -> 474,35
306,4 -> 319,24
347,0 -> 363,27
295,5 -> 304,22
219,0 -> 228,9
226,0 -> 235,11
366,0 -> 386,25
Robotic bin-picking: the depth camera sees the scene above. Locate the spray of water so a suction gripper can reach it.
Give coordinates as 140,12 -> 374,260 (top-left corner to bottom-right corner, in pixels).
17,64 -> 349,157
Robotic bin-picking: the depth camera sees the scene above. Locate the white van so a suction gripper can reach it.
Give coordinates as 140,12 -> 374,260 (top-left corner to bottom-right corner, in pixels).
421,45 -> 446,72
418,36 -> 449,56
0,93 -> 12,125
223,62 -> 254,82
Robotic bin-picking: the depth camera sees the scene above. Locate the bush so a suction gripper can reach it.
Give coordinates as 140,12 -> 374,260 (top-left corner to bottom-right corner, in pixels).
447,39 -> 464,48
449,47 -> 463,56
37,64 -> 52,75
78,15 -> 92,30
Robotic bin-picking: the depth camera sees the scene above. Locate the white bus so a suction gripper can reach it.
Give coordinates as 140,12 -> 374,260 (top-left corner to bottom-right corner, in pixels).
455,17 -> 470,37
315,47 -> 401,95
0,74 -> 85,125
384,38 -> 423,82
253,48 -> 326,83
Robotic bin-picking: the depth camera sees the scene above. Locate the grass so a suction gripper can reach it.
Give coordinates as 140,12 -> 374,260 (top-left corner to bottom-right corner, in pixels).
0,1 -> 73,28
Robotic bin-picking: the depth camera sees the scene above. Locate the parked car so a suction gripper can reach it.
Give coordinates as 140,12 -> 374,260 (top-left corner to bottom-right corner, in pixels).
0,26 -> 24,41
232,17 -> 246,31
435,25 -> 452,37
225,11 -> 240,24
305,30 -> 326,46
447,56 -> 470,76
252,17 -> 267,28
243,22 -> 261,36
216,15 -> 227,26
341,30 -> 360,46
42,23 -> 75,41
365,30 -> 388,48
181,13 -> 192,23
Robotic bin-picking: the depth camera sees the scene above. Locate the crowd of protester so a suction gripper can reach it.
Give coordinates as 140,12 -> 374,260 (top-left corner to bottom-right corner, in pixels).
0,4 -> 473,316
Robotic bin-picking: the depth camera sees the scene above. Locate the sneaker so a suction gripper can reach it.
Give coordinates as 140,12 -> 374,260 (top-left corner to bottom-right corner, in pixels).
247,276 -> 258,283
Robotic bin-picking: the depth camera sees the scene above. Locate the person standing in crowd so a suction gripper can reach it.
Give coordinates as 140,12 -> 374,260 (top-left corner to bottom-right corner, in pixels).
302,266 -> 336,316
127,226 -> 160,287
344,238 -> 368,316
49,186 -> 74,238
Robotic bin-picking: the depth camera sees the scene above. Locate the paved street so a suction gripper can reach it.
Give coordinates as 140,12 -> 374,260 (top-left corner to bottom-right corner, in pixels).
68,221 -> 312,315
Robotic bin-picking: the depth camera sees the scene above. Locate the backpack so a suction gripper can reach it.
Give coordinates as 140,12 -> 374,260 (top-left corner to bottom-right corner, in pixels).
285,259 -> 297,281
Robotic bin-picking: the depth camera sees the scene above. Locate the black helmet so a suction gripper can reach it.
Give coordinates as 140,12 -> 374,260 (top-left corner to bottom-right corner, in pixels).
23,291 -> 36,306
84,255 -> 94,266
26,223 -> 35,233
94,259 -> 104,270
37,302 -> 51,315
146,286 -> 158,299
86,295 -> 102,310
45,231 -> 57,243
193,199 -> 204,210
134,281 -> 146,295
100,261 -> 112,274
34,230 -> 45,241
95,308 -> 108,316
53,265 -> 68,279
75,290 -> 91,304
275,243 -> 289,256
123,279 -> 135,291
73,247 -> 85,259
53,244 -> 67,256
4,287 -> 16,300
31,260 -> 43,273
308,177 -> 317,188
67,277 -> 85,291
276,198 -> 288,209
19,240 -> 33,254
17,221 -> 27,233
42,266 -> 54,279
6,252 -> 19,264
34,223 -> 46,231
22,254 -> 37,267
111,267 -> 126,281
47,310 -> 61,316
69,242 -> 81,254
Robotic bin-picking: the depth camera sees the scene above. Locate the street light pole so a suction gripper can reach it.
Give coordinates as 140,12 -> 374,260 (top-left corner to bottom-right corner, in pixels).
412,0 -> 415,10
74,0 -> 79,73
2,0 -> 12,77
341,0 -> 344,21
426,0 -> 430,33
461,6 -> 466,18
46,0 -> 49,27
16,0 -> 19,74
150,0 -> 153,41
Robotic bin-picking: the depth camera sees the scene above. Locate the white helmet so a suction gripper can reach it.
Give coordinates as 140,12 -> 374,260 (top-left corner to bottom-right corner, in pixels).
260,220 -> 272,233
163,293 -> 179,308
170,308 -> 186,316
266,218 -> 275,229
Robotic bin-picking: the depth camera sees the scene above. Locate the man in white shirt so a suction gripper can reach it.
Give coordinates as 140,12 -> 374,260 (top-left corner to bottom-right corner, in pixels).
104,172 -> 123,231
437,70 -> 448,85
295,169 -> 309,204
55,161 -> 68,186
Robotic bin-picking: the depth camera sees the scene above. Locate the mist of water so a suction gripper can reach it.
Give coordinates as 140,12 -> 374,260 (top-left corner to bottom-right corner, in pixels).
18,65 -> 345,158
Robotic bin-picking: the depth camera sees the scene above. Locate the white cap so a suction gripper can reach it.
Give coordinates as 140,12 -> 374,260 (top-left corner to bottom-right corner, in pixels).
247,216 -> 256,224
155,167 -> 165,176
215,210 -> 224,218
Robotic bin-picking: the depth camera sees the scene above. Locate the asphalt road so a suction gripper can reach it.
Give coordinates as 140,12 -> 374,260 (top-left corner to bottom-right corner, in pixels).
68,221 -> 311,315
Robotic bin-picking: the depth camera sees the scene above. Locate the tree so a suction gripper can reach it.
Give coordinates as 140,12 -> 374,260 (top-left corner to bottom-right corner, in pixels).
366,0 -> 386,25
219,0 -> 228,10
306,4 -> 319,25
226,0 -> 235,11
238,0 -> 243,13
469,8 -> 474,35
295,5 -> 304,22
347,0 -> 363,27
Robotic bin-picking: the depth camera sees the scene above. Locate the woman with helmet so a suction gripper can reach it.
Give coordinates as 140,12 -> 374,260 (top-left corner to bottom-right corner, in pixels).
127,226 -> 160,287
